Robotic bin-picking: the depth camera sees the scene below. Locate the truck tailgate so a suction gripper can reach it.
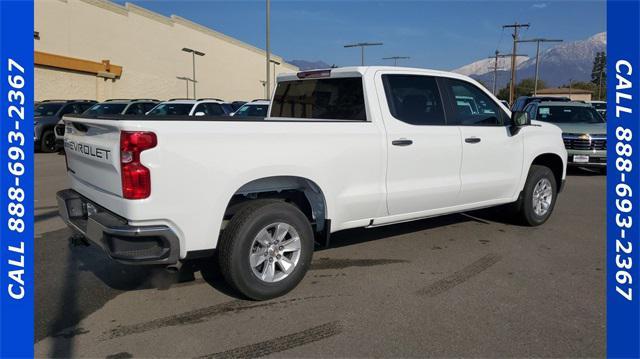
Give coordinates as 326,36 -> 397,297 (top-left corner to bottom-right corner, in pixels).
63,117 -> 122,197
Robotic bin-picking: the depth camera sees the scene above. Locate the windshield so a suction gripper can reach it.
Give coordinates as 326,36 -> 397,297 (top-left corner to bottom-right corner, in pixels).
537,106 -> 604,124
235,104 -> 269,117
34,103 -> 63,117
146,103 -> 193,116
84,103 -> 127,116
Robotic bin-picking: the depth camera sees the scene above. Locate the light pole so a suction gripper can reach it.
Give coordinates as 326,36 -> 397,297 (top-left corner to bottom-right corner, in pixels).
266,0 -> 271,99
181,47 -> 205,99
344,42 -> 383,66
382,56 -> 410,66
517,38 -> 563,95
270,59 -> 280,96
176,76 -> 195,98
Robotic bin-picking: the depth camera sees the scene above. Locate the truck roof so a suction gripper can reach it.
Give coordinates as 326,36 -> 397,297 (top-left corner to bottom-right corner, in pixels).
277,66 -> 479,84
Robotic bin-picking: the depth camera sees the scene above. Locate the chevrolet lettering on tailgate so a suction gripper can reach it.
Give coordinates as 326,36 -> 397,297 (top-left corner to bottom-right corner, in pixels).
64,140 -> 112,161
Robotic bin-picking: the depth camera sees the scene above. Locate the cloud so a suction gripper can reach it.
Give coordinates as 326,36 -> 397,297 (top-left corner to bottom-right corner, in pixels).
531,3 -> 548,9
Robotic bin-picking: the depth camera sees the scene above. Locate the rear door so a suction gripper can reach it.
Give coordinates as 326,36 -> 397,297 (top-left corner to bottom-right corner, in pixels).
63,118 -> 123,197
442,78 -> 523,204
377,72 -> 463,215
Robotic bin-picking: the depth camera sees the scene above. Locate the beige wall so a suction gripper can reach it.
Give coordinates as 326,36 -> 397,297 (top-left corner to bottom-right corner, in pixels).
538,93 -> 592,102
34,0 -> 298,102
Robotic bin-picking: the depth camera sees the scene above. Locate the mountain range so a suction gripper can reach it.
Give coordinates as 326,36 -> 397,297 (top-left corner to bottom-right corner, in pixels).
454,32 -> 606,89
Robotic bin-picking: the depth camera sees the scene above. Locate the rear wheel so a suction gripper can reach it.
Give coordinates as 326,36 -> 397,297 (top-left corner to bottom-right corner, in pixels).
40,130 -> 57,153
513,165 -> 558,226
217,200 -> 314,300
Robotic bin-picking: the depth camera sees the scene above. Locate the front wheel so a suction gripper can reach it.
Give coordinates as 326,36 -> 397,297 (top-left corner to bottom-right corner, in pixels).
513,165 -> 558,226
217,200 -> 314,300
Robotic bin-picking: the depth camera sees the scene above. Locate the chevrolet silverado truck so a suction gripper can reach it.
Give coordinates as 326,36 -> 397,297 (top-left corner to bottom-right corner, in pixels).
57,67 -> 567,300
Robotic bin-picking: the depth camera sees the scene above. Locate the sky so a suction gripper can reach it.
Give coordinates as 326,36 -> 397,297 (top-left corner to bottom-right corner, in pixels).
117,0 -> 606,70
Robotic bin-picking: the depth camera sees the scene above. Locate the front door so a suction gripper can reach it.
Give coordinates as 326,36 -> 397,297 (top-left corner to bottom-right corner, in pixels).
443,78 -> 524,204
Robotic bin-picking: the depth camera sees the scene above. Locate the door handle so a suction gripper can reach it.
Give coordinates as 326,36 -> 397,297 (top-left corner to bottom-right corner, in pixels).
465,137 -> 481,144
392,139 -> 413,146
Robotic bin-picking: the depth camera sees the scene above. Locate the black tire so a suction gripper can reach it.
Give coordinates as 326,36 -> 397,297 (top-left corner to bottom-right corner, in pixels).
217,199 -> 314,300
40,130 -> 57,153
513,165 -> 558,226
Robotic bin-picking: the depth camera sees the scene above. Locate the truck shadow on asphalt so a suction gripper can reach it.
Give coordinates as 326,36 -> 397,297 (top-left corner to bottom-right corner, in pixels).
37,205 -> 514,354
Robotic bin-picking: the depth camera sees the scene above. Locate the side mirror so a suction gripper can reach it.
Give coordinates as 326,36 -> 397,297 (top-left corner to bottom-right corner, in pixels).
194,111 -> 206,117
512,111 -> 530,127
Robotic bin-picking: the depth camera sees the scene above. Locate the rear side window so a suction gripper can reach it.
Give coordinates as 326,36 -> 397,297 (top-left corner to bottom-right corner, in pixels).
382,75 -> 445,125
194,103 -> 225,116
271,77 -> 366,121
147,103 -> 193,116
446,79 -> 502,126
124,102 -> 157,115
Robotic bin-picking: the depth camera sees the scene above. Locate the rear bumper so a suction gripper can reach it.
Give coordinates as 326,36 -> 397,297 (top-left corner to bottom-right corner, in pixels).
56,189 -> 180,265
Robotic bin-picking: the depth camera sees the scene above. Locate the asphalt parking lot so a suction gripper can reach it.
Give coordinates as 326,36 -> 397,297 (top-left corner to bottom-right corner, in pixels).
34,152 -> 605,358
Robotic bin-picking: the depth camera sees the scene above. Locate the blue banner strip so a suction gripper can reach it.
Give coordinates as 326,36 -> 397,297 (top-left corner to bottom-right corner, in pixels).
0,0 -> 34,357
607,0 -> 640,357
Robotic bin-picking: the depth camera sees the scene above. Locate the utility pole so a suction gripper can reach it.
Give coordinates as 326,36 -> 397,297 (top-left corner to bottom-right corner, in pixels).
181,48 -> 205,99
502,22 -> 530,104
344,42 -> 383,66
382,56 -> 410,66
266,0 -> 271,99
517,38 -> 562,95
487,51 -> 526,95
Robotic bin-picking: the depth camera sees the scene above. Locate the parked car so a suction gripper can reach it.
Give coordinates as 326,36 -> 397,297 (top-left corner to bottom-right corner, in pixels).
34,99 -> 96,152
524,101 -> 606,170
588,100 -> 607,118
511,96 -> 571,112
230,101 -> 247,111
55,99 -> 160,147
146,98 -> 229,116
58,66 -> 566,300
231,99 -> 270,117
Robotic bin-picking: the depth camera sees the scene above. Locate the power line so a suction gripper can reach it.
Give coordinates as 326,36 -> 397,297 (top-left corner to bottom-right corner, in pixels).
487,51 -> 526,95
517,38 -> 563,95
502,22 -> 530,104
344,42 -> 383,66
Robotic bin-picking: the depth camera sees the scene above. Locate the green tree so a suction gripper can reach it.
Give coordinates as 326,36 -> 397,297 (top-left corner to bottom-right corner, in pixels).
496,78 -> 547,101
590,51 -> 607,100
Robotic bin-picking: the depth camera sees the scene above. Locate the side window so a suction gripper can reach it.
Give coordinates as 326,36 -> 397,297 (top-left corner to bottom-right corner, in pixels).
78,103 -> 93,113
446,79 -> 502,126
58,105 -> 75,118
382,74 -> 445,125
194,103 -> 225,116
124,103 -> 145,115
142,103 -> 158,113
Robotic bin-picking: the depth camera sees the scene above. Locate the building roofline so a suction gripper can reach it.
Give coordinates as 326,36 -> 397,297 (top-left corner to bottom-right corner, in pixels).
536,87 -> 593,94
77,0 -> 298,71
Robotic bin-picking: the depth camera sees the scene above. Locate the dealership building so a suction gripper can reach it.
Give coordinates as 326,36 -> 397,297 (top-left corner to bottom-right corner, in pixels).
34,0 -> 298,102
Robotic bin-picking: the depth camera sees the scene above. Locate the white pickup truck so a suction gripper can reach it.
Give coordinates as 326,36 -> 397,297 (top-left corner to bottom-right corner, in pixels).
57,66 -> 567,300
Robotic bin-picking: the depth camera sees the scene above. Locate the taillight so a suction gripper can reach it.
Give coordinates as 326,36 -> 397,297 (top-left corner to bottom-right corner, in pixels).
120,131 -> 157,199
